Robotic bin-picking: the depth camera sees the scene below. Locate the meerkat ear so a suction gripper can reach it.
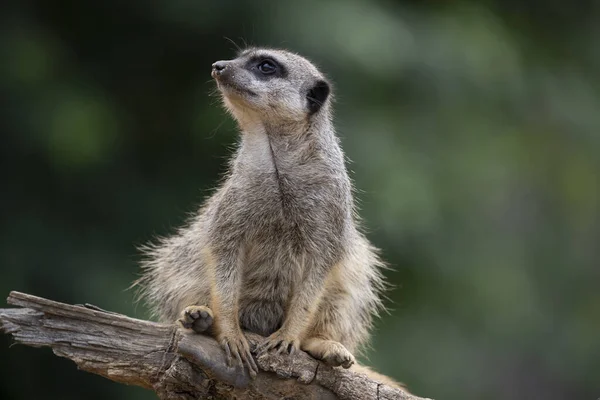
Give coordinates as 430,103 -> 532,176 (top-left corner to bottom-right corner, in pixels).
307,80 -> 330,114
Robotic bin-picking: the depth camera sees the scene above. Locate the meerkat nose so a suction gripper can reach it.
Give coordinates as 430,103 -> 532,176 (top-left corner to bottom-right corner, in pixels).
212,61 -> 228,76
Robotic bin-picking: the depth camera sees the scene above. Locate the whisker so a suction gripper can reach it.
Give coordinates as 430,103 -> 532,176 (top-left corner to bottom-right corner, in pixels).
223,36 -> 242,52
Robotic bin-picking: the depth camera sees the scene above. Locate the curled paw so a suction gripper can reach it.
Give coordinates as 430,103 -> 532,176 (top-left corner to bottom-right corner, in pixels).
219,332 -> 258,378
320,341 -> 355,369
177,305 -> 213,333
256,330 -> 300,356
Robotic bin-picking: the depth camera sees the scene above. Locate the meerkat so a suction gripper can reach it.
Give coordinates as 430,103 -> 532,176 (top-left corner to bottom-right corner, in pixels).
134,47 -> 394,384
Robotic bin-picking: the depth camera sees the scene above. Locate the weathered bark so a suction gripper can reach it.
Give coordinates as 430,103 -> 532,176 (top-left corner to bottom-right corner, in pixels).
0,291 -> 430,400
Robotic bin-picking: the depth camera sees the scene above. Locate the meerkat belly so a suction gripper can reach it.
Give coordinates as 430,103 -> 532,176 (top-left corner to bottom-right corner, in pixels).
235,200 -> 305,337
238,245 -> 297,336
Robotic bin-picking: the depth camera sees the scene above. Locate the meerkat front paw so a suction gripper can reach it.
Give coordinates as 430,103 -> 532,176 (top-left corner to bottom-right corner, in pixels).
302,337 -> 355,369
218,331 -> 259,378
255,329 -> 300,356
177,305 -> 214,333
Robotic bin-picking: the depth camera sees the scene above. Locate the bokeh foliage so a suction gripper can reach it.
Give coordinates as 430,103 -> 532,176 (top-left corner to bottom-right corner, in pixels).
1,1 -> 599,399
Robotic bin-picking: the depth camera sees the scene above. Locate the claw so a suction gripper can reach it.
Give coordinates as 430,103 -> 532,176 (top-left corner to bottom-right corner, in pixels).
255,342 -> 269,356
257,331 -> 300,360
234,348 -> 243,366
224,342 -> 233,367
248,353 -> 259,376
276,342 -> 288,355
240,349 -> 258,378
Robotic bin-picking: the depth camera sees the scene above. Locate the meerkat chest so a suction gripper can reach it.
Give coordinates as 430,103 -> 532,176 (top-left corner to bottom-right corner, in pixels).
234,135 -> 338,221
227,133 -> 349,257
238,164 -> 341,227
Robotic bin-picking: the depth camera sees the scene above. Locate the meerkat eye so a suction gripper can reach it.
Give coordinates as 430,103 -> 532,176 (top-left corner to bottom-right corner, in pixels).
257,60 -> 277,75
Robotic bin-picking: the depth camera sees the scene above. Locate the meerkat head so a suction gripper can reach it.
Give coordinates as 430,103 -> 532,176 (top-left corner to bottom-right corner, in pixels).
211,48 -> 331,130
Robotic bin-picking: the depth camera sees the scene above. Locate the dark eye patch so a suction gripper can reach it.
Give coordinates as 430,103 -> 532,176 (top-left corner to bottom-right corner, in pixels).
245,54 -> 288,79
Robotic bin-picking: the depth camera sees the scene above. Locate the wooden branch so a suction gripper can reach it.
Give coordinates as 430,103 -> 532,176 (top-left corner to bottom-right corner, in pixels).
0,291 -> 430,400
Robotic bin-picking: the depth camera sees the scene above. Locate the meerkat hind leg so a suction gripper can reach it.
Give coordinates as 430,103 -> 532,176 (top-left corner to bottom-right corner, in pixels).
178,305 -> 214,334
302,337 -> 355,369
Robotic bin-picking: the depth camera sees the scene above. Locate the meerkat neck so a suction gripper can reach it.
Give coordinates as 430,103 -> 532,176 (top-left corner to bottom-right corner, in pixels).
233,116 -> 338,178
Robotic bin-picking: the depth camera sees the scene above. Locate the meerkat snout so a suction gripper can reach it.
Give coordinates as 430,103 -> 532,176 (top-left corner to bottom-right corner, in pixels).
211,61 -> 229,78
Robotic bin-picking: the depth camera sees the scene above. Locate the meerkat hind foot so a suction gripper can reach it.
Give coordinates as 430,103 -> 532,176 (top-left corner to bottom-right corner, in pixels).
302,337 -> 355,369
178,305 -> 214,333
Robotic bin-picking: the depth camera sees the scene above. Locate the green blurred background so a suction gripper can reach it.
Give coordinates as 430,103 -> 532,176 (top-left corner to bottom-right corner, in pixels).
1,1 -> 599,399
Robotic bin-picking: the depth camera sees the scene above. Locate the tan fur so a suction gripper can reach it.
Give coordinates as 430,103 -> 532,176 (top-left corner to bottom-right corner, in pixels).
133,47 -> 400,387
